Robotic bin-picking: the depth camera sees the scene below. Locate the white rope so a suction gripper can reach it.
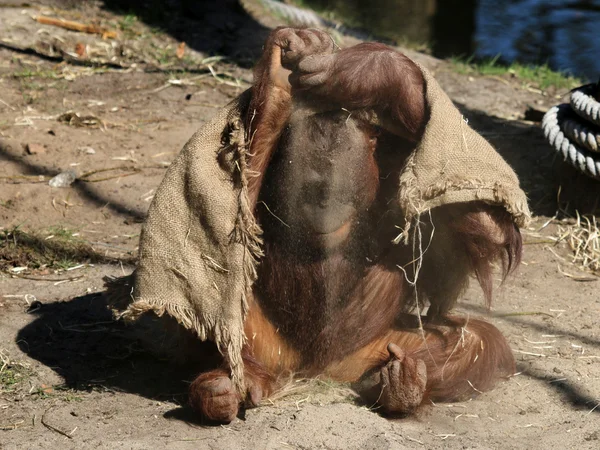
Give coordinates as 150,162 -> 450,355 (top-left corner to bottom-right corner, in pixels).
562,115 -> 600,153
570,84 -> 600,127
542,104 -> 600,180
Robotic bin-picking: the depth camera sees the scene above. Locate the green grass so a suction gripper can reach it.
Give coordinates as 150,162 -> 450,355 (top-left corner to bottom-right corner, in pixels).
12,69 -> 58,79
45,225 -> 80,240
0,199 -> 15,209
450,55 -> 583,90
0,225 -> 127,272
19,80 -> 45,91
119,14 -> 138,31
0,352 -> 32,396
118,13 -> 141,38
0,366 -> 25,393
0,352 -> 84,401
13,70 -> 60,104
30,384 -> 84,402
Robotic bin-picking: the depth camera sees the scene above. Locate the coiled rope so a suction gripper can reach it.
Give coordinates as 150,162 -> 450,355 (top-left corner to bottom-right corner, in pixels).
570,84 -> 600,127
542,84 -> 600,180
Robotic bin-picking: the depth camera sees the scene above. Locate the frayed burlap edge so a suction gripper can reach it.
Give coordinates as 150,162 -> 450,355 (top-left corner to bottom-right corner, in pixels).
397,160 -> 531,242
105,93 -> 262,394
396,66 -> 531,242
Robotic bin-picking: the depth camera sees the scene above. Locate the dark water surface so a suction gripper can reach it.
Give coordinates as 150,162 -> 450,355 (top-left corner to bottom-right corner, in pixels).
304,0 -> 600,80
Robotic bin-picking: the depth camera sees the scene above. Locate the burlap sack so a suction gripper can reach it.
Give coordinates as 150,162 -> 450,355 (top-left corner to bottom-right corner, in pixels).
114,91 -> 260,390
109,68 -> 531,393
398,68 -> 530,235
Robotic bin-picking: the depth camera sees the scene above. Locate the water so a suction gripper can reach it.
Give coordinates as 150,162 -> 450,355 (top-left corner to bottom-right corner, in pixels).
302,0 -> 600,81
476,0 -> 600,81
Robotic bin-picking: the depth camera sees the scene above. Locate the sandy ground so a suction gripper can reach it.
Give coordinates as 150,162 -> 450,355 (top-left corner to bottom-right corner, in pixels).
0,1 -> 598,449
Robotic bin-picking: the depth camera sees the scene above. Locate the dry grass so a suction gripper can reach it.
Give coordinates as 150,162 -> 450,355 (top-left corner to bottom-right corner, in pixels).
264,375 -> 357,407
556,213 -> 600,274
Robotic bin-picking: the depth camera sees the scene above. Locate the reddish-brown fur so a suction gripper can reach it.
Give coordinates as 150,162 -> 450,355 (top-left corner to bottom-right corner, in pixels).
188,28 -> 522,423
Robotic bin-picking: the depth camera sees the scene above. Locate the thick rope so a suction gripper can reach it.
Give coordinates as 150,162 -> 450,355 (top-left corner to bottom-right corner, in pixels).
561,115 -> 600,153
570,84 -> 600,127
542,104 -> 600,180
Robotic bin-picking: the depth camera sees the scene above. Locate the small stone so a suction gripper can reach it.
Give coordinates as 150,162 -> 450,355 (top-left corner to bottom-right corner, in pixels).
26,143 -> 45,155
585,431 -> 599,441
78,146 -> 96,155
49,170 -> 77,188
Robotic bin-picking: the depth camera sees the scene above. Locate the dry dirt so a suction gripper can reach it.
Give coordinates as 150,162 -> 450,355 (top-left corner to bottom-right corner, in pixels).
0,1 -> 599,449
